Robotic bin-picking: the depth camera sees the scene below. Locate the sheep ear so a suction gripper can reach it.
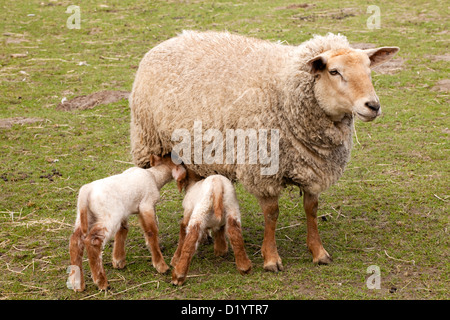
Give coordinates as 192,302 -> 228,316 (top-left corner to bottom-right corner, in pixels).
306,54 -> 327,74
149,155 -> 162,167
363,47 -> 399,68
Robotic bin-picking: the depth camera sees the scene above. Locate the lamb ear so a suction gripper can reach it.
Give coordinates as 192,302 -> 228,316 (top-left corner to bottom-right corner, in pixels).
149,155 -> 162,167
306,54 -> 327,74
176,180 -> 185,193
172,166 -> 187,192
363,47 -> 400,68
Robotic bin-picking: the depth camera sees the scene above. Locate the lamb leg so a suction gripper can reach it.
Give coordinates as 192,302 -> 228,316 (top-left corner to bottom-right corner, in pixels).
112,220 -> 128,269
138,209 -> 169,274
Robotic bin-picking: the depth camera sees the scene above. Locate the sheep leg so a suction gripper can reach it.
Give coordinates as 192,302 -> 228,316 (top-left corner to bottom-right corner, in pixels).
171,223 -> 201,286
84,225 -> 109,291
213,225 -> 228,257
226,216 -> 252,275
138,209 -> 169,274
112,220 -> 128,269
68,227 -> 86,292
303,192 -> 332,264
171,214 -> 190,267
258,196 -> 283,272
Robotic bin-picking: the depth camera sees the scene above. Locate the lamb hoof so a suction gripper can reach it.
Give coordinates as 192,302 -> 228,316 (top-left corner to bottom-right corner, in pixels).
70,283 -> 85,292
95,278 -> 110,291
263,259 -> 283,272
67,270 -> 85,292
155,261 -> 170,274
171,270 -> 186,286
112,258 -> 126,269
170,257 -> 178,268
214,248 -> 228,257
171,278 -> 185,286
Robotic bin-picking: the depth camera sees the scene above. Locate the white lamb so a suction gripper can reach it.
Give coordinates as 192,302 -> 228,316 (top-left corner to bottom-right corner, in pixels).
68,155 -> 186,291
170,169 -> 252,286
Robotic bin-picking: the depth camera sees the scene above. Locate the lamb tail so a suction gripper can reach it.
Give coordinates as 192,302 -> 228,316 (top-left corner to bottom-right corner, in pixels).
212,178 -> 224,221
76,186 -> 90,235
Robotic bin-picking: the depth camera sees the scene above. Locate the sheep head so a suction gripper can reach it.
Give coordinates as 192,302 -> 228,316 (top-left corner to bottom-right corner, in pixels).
306,46 -> 399,122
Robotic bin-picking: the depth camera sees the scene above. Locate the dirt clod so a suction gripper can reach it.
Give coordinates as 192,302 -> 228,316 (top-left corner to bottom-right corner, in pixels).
0,117 -> 45,129
57,90 -> 130,111
431,79 -> 450,92
39,169 -> 62,182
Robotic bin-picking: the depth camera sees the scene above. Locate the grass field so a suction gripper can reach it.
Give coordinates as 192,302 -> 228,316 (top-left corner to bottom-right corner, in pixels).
0,0 -> 448,300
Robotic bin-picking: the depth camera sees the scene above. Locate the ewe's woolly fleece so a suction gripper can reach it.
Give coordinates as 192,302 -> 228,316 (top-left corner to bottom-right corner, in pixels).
130,31 -> 353,197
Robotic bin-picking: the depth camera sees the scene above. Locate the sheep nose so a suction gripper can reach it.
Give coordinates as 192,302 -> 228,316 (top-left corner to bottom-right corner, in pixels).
365,100 -> 380,112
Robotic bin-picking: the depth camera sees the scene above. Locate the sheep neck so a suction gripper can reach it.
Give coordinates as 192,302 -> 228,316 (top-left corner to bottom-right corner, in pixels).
279,71 -> 353,153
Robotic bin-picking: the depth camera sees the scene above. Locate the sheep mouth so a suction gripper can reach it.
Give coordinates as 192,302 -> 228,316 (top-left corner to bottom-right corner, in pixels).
356,112 -> 378,122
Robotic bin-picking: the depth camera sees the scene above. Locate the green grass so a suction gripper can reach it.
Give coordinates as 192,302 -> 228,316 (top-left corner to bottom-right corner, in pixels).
0,0 -> 448,300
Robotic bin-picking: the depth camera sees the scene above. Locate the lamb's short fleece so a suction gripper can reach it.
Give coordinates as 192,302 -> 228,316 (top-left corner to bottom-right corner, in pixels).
68,155 -> 185,291
170,171 -> 252,286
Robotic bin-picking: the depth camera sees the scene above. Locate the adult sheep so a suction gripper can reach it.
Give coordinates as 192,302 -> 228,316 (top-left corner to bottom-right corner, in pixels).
129,31 -> 399,272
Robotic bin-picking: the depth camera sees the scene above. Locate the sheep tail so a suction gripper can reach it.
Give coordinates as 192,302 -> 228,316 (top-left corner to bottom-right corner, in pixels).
212,178 -> 224,221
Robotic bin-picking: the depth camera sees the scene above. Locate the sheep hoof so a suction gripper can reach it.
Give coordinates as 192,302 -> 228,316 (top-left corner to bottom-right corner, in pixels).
238,261 -> 252,275
263,259 -> 284,272
313,251 -> 333,265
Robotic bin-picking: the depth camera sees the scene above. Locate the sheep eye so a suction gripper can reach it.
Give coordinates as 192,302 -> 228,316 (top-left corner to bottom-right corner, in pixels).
329,69 -> 340,76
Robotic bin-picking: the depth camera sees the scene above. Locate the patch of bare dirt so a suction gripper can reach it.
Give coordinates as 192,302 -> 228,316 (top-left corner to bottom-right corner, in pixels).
350,43 -> 377,50
426,54 -> 450,62
57,90 -> 130,111
432,79 -> 450,92
372,58 -> 405,75
3,32 -> 27,44
275,3 -> 315,10
5,38 -> 29,44
10,53 -> 28,58
0,117 -> 45,129
88,27 -> 102,35
329,8 -> 357,20
292,7 -> 357,21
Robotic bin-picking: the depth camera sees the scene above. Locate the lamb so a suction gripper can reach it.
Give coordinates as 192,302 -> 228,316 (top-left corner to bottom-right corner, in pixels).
129,30 -> 399,272
68,155 -> 186,291
170,169 -> 252,286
